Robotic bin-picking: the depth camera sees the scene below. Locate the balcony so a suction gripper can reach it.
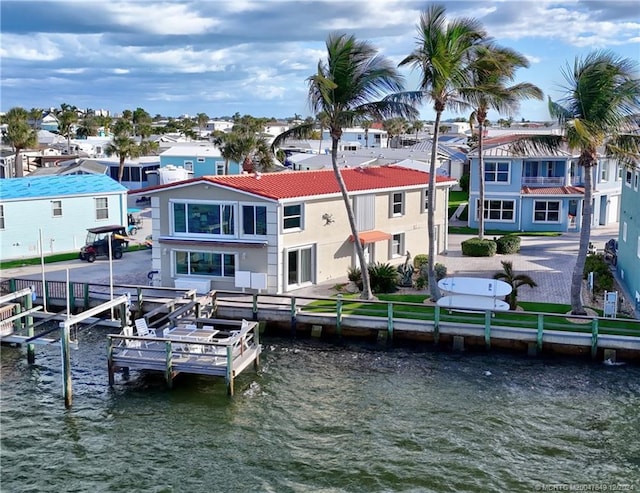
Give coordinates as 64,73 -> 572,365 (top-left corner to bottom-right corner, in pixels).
521,176 -> 566,187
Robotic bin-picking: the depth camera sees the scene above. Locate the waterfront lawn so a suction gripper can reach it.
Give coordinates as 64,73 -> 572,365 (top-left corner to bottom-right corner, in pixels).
301,296 -> 639,336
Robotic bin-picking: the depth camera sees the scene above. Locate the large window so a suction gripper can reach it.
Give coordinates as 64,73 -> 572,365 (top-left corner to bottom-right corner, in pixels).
51,200 -> 62,217
485,162 -> 510,183
95,197 -> 109,220
478,199 -> 515,221
533,200 -> 560,222
283,204 -> 302,230
242,205 -> 267,235
287,246 -> 313,286
173,202 -> 234,235
175,251 -> 235,277
391,192 -> 404,216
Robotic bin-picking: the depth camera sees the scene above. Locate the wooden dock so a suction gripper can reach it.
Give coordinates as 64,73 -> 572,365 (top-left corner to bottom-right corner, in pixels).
107,318 -> 261,395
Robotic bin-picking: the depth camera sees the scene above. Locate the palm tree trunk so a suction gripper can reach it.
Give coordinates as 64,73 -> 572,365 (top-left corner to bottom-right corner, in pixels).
14,148 -> 24,178
318,127 -> 323,154
427,112 -> 442,301
570,164 -> 593,315
331,134 -> 373,300
478,121 -> 486,240
118,157 -> 125,182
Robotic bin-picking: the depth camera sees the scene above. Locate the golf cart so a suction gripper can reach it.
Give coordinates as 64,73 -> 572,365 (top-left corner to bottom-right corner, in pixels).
79,225 -> 129,262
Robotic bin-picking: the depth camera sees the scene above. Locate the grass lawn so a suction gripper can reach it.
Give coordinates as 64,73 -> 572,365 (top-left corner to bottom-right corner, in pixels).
301,294 -> 638,336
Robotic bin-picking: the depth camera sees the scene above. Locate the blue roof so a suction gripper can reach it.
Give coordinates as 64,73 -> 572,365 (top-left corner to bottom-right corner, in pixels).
0,174 -> 128,201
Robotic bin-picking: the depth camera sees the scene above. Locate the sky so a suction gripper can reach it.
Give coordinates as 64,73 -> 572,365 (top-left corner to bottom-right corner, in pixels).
1,0 -> 639,122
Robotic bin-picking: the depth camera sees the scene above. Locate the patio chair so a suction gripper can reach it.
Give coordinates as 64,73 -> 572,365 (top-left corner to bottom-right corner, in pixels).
122,325 -> 142,355
134,318 -> 157,338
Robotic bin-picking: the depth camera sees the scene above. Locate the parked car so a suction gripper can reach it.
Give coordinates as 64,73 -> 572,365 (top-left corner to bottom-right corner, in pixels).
79,225 -> 129,262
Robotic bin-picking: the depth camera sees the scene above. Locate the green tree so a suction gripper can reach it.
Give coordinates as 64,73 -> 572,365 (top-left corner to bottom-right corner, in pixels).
272,33 -> 416,299
2,107 -> 37,177
360,119 -> 372,148
493,260 -> 537,310
105,134 -> 141,182
196,112 -> 209,136
75,115 -> 99,138
58,110 -> 78,154
514,51 -> 640,315
28,108 -> 43,130
463,43 -> 543,240
399,5 -> 486,301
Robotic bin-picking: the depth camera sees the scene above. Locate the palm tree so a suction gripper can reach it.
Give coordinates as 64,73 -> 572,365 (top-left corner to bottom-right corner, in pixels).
105,134 -> 141,182
514,51 -> 640,315
58,110 -> 78,154
196,112 -> 209,136
399,4 -> 486,301
493,260 -> 537,310
28,108 -> 43,130
2,107 -> 37,177
361,119 -> 372,148
316,111 -> 330,154
412,120 -> 424,142
272,33 -> 417,299
463,43 -> 543,240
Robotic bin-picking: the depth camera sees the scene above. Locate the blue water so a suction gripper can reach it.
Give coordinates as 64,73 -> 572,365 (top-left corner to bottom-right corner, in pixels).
1,330 -> 639,492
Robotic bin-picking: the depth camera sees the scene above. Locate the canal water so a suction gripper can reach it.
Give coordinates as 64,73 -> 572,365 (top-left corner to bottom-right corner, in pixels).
1,330 -> 639,493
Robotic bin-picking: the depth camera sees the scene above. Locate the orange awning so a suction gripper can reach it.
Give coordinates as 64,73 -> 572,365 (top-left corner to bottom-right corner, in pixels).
348,230 -> 392,245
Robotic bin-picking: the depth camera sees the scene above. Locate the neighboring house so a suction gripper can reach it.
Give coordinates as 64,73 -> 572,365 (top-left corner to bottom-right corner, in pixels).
616,164 -> 640,310
103,157 -> 161,190
321,127 -> 389,151
40,113 -> 59,132
467,136 -> 623,232
27,158 -> 108,177
132,165 -> 456,294
0,174 -> 128,261
0,151 -> 16,179
160,144 -> 240,177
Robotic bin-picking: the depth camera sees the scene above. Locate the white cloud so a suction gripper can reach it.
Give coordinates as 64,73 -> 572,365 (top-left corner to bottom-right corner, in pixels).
55,68 -> 87,74
104,2 -> 220,35
112,68 -> 130,74
0,34 -> 62,61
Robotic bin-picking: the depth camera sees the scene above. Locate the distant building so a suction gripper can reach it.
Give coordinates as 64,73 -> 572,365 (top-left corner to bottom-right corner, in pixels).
616,163 -> 640,311
160,144 -> 240,177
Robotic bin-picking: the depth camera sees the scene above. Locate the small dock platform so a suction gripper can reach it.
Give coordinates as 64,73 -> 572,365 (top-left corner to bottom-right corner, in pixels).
107,318 -> 261,395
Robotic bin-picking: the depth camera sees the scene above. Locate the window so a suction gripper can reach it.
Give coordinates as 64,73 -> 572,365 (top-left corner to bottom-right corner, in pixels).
533,201 -> 560,223
95,197 -> 109,220
0,205 -> 4,229
130,167 -> 141,182
51,200 -> 62,217
242,205 -> 267,235
390,233 -> 404,258
637,235 -> 640,259
175,251 -> 235,277
422,189 -> 430,212
283,204 -> 302,230
485,161 -> 510,183
625,169 -> 632,187
617,164 -> 623,180
600,163 -> 609,182
634,172 -> 639,191
623,221 -> 627,242
184,160 -> 194,171
216,161 -> 225,175
287,245 -> 313,286
197,157 -> 205,163
173,202 -> 235,235
477,199 -> 515,222
391,192 -> 404,216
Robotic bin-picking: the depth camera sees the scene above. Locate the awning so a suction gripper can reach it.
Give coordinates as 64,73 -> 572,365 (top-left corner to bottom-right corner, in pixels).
348,230 -> 392,245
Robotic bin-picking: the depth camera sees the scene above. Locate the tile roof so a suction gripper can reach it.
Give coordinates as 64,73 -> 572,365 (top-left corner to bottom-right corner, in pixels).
521,186 -> 584,195
203,165 -> 453,200
134,165 -> 455,200
0,174 -> 127,200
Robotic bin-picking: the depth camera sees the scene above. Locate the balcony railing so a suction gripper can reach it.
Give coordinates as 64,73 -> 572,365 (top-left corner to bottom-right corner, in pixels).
521,176 -> 566,187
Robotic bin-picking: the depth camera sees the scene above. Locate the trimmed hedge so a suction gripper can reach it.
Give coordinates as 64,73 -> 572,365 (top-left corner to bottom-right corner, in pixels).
496,235 -> 521,254
413,254 -> 428,270
461,238 -> 497,257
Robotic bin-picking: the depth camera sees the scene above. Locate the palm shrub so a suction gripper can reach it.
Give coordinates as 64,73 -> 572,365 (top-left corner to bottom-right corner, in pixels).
493,260 -> 538,310
368,262 -> 399,293
347,266 -> 363,291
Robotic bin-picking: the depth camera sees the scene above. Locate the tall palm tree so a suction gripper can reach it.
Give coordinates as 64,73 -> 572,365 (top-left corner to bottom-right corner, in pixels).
58,110 -> 78,155
272,33 -> 417,299
399,4 -> 486,301
105,134 -> 141,182
316,111 -> 330,154
463,43 -> 543,240
3,107 -> 37,177
493,260 -> 537,310
514,51 -> 640,315
197,112 -> 209,136
412,120 -> 424,142
361,119 -> 372,148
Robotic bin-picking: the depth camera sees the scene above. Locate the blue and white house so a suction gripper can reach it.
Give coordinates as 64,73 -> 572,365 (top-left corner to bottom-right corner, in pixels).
160,144 -> 241,178
467,136 -> 623,232
616,164 -> 640,310
0,174 -> 128,260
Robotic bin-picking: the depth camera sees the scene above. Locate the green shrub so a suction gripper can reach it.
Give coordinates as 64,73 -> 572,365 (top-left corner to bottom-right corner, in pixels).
347,266 -> 363,291
435,263 -> 448,281
496,235 -> 521,254
414,275 -> 427,290
461,238 -> 497,257
583,254 -> 614,295
458,174 -> 470,192
368,262 -> 399,293
413,254 -> 428,270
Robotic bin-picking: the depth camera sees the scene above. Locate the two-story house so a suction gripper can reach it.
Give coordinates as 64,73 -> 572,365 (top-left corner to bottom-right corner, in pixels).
159,144 -> 241,178
467,136 -> 622,232
616,164 -> 640,310
132,166 -> 455,294
0,174 -> 128,261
